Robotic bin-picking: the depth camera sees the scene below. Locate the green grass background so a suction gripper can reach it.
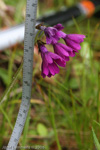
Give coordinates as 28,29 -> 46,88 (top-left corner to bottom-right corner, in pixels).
0,0 -> 100,149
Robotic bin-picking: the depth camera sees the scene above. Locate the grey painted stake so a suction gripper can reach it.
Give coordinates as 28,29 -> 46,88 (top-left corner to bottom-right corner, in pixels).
6,0 -> 38,149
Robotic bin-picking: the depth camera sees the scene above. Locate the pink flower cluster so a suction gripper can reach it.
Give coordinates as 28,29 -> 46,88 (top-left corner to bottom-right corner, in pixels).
37,24 -> 85,78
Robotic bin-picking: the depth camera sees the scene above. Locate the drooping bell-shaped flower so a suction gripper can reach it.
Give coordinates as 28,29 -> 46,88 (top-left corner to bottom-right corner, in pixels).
38,41 -> 66,78
53,24 -> 86,50
36,23 -> 86,78
55,31 -> 86,50
63,33 -> 85,50
53,42 -> 78,61
36,23 -> 64,44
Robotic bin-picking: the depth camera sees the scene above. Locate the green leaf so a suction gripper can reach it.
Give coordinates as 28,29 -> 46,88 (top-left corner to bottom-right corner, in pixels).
0,68 -> 8,85
69,78 -> 79,89
92,127 -> 100,150
94,120 -> 100,127
37,123 -> 48,137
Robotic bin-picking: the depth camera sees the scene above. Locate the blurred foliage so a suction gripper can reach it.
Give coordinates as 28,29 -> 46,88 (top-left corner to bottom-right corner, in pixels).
0,0 -> 100,150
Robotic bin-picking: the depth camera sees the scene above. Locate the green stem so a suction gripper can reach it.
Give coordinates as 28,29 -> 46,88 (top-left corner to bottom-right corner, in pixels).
49,92 -> 61,150
7,49 -> 16,86
0,105 -> 13,130
0,62 -> 23,105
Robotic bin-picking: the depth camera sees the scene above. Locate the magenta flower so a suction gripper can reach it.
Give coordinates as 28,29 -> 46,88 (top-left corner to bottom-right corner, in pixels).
36,23 -> 86,78
38,41 -> 66,78
53,23 -> 64,31
53,43 -> 74,61
63,34 -> 85,50
55,31 -> 86,50
39,24 -> 64,44
53,24 -> 86,50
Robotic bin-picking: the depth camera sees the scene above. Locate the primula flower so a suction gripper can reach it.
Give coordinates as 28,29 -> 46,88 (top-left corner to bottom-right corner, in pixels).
38,41 -> 66,78
53,30 -> 86,50
54,24 -> 86,50
53,23 -> 64,31
53,43 -> 76,61
36,23 -> 86,78
61,33 -> 86,50
37,24 -> 64,44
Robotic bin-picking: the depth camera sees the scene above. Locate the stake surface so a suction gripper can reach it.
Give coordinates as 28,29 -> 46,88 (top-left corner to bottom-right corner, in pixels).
6,0 -> 38,149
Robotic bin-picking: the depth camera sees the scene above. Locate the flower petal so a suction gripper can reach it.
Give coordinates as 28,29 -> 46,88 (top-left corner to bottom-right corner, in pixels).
47,72 -> 52,77
51,36 -> 59,44
64,38 -> 81,50
48,63 -> 59,75
59,43 -> 73,52
54,23 -> 64,31
53,63 -> 59,74
40,44 -> 48,53
55,59 -> 66,67
41,72 -> 46,78
57,31 -> 66,38
46,33 -> 59,44
44,52 -> 53,64
42,62 -> 49,76
69,51 -> 76,57
54,44 -> 69,57
48,52 -> 66,67
45,27 -> 57,36
67,34 -> 85,43
46,36 -> 52,44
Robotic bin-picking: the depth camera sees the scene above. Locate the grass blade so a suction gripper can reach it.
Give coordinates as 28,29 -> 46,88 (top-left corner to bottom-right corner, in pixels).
92,127 -> 100,150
